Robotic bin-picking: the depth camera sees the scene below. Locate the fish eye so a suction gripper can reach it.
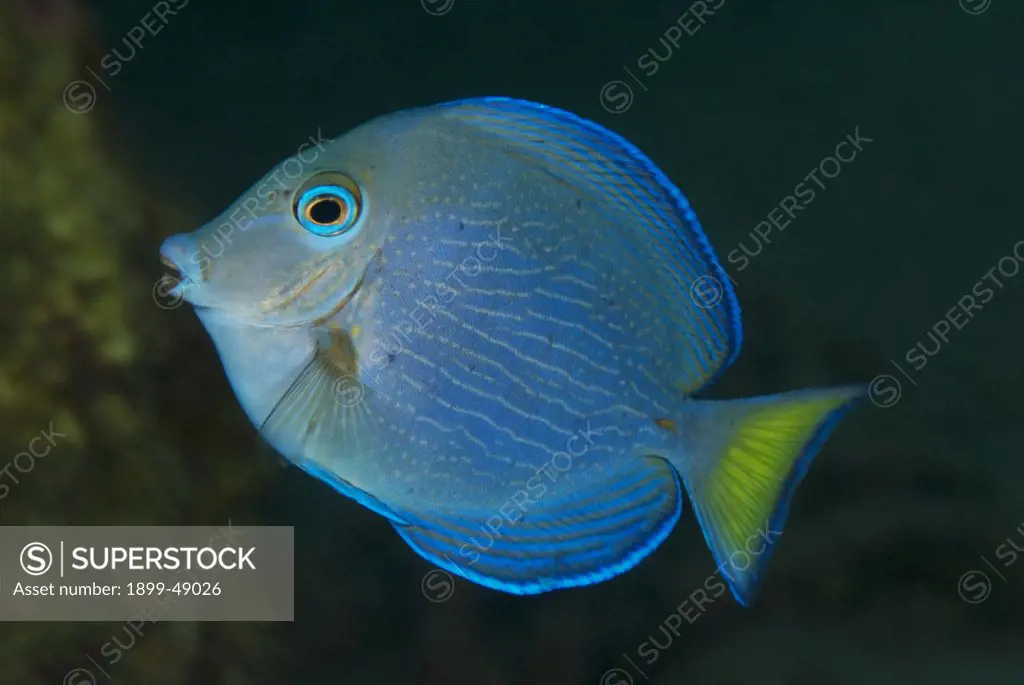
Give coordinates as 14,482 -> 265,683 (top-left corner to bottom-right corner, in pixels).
293,174 -> 362,237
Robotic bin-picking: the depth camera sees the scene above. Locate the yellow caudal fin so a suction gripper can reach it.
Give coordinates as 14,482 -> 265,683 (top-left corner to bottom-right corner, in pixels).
675,385 -> 864,606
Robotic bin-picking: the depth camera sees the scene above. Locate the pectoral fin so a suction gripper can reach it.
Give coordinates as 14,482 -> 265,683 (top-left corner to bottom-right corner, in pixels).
258,326 -> 406,524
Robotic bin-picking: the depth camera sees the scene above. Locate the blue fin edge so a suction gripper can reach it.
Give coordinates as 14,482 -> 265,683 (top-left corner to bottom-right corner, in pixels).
392,463 -> 684,595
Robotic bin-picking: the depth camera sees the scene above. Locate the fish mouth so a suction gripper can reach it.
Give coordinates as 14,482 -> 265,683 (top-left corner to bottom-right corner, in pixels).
159,253 -> 205,306
159,234 -> 207,303
158,231 -> 380,327
197,247 -> 378,329
161,255 -> 190,283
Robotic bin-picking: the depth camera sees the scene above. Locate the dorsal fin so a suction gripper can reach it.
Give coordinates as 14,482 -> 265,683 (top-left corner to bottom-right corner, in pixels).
428,96 -> 742,393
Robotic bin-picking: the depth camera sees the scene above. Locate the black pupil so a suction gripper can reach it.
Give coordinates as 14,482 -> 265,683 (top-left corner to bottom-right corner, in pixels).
310,196 -> 343,224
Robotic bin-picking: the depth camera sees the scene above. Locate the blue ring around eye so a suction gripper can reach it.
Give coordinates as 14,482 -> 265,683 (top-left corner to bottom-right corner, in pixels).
296,185 -> 358,236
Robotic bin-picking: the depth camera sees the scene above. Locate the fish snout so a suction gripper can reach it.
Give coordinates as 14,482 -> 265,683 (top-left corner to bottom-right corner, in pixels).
160,233 -> 206,286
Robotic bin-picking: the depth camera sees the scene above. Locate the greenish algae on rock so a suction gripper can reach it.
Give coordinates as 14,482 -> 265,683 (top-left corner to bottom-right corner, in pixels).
0,2 -> 277,682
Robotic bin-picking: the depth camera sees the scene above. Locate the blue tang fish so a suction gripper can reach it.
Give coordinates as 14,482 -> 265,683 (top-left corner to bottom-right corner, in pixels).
160,98 -> 863,604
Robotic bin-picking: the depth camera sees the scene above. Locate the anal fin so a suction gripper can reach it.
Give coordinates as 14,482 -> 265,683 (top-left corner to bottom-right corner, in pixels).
391,456 -> 683,595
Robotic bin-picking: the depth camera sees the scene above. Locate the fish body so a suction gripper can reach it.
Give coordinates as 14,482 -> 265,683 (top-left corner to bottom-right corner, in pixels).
161,98 -> 863,603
